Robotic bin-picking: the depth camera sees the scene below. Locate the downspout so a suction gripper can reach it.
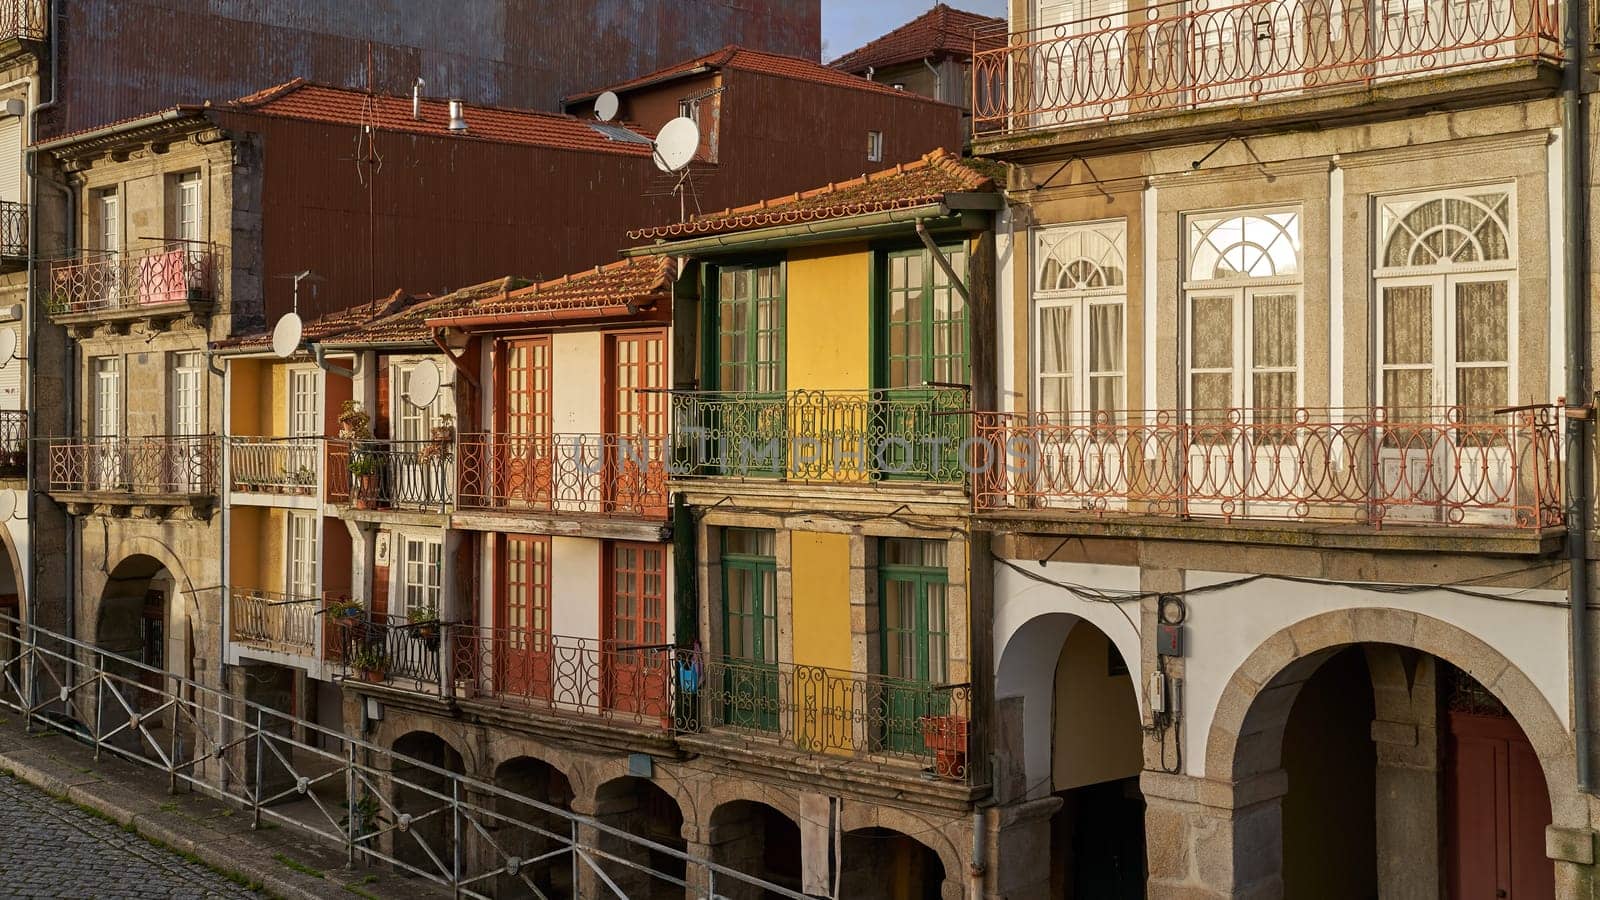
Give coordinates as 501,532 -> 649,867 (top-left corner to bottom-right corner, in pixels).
969,807 -> 987,900
923,57 -> 944,104
1563,0 -> 1591,793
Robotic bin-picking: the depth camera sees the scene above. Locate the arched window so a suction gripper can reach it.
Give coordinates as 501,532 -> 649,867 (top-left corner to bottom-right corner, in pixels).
1187,211 -> 1301,281
1033,221 -> 1127,419
1379,193 -> 1511,270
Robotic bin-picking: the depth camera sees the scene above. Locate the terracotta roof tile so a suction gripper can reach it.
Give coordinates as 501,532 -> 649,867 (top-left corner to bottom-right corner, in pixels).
228,79 -> 657,158
430,256 -> 675,326
627,148 -> 996,241
215,290 -> 430,351
829,4 -> 1006,74
329,278 -> 523,346
569,44 -> 951,106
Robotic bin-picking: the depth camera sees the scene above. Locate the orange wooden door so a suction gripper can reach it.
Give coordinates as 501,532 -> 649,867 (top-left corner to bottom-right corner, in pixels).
606,330 -> 667,516
1445,710 -> 1555,899
494,534 -> 552,700
602,541 -> 668,719
498,338 -> 552,508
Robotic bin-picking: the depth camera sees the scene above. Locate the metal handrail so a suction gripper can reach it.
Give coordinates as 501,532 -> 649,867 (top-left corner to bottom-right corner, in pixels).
45,434 -> 219,495
46,242 -> 218,316
456,432 -> 669,518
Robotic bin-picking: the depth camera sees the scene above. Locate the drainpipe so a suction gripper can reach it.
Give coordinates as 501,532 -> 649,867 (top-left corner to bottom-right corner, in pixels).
968,807 -> 987,900
923,58 -> 944,104
1562,0 -> 1591,793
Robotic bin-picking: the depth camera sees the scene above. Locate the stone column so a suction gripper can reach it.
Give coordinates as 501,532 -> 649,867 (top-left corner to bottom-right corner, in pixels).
1142,770 -> 1288,899
986,795 -> 1061,899
1364,646 -> 1440,899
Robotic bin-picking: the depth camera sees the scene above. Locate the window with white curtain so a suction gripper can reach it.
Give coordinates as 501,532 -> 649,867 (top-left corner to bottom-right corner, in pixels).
1183,209 -> 1302,423
1033,221 -> 1126,421
1374,188 -> 1514,418
401,536 -> 442,616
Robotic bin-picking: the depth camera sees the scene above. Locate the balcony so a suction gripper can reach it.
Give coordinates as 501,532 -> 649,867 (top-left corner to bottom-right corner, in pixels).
47,242 -> 217,330
681,655 -> 978,784
973,406 -> 1561,533
46,434 -> 219,513
971,0 -> 1562,148
0,0 -> 45,43
0,201 -> 25,265
227,589 -> 322,658
669,388 -> 970,485
327,440 -> 453,513
330,613 -> 445,690
456,432 -> 668,520
0,410 -> 25,480
227,437 -> 321,497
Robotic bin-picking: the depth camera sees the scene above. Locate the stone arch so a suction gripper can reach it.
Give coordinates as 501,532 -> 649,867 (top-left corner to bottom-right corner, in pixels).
1206,608 -> 1574,811
101,536 -> 202,620
707,798 -> 803,899
491,754 -> 576,899
840,826 -> 950,900
388,729 -> 467,879
837,801 -> 964,889
587,774 -> 687,900
700,774 -> 802,828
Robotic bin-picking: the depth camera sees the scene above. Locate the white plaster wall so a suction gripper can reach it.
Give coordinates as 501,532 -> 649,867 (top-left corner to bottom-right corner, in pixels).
993,560 -> 1144,799
2,503 -> 25,598
996,205 -> 1019,415
551,333 -> 603,435
551,536 -> 601,642
1180,572 -> 1570,777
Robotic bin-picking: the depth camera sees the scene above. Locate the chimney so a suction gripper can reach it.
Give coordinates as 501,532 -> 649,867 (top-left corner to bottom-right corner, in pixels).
448,99 -> 467,132
412,77 -> 426,121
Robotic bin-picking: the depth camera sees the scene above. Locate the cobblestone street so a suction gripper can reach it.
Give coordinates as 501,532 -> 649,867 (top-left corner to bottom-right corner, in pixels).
0,775 -> 259,899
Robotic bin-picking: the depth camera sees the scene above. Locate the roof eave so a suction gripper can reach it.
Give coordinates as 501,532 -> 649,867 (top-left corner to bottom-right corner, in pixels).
37,107 -> 210,152
624,197 -> 999,257
564,64 -> 717,106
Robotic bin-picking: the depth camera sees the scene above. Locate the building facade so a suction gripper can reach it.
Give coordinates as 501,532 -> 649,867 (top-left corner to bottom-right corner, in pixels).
971,0 -> 1593,896
828,2 -> 1004,130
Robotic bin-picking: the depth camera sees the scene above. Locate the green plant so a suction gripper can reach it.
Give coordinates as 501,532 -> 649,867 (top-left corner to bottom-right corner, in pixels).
348,450 -> 383,478
342,791 -> 385,839
328,597 -> 363,621
349,643 -> 387,674
406,604 -> 438,626
337,401 -> 372,441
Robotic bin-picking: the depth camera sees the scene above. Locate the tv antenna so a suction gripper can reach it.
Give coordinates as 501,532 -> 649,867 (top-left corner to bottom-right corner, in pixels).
651,116 -> 700,222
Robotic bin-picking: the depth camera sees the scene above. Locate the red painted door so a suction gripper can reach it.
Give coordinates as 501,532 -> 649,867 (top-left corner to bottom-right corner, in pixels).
498,338 -> 552,508
603,541 -> 669,720
606,330 -> 667,516
1445,711 -> 1555,899
494,534 -> 551,701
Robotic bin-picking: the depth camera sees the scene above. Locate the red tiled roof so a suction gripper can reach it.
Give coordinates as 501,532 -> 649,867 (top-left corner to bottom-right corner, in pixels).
429,257 -> 675,327
215,290 -> 431,351
829,4 -> 1006,74
568,44 -> 951,106
328,278 -> 524,346
627,148 -> 995,241
227,79 -> 657,158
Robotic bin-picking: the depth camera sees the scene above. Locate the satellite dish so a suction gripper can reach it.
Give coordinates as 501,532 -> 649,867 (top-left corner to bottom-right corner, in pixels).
0,329 -> 16,365
0,492 -> 15,521
595,91 -> 620,123
406,360 -> 442,408
652,116 -> 700,173
271,312 -> 303,359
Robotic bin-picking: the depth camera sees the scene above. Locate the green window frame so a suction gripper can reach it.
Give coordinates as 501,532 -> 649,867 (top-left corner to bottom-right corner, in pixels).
877,538 -> 951,753
708,262 -> 785,393
720,528 -> 778,732
881,245 -> 969,390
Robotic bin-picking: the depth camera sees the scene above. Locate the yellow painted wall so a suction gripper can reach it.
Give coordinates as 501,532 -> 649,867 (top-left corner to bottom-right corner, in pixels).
228,506 -> 286,595
784,243 -> 870,392
1052,623 -> 1142,790
788,531 -> 852,671
229,359 -> 264,435
268,364 -> 289,436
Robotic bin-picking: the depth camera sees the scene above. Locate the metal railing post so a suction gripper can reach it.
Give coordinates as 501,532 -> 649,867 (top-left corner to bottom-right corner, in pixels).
22,642 -> 35,733
167,673 -> 178,794
93,652 -> 105,758
570,819 -> 581,897
345,741 -> 358,866
251,706 -> 263,830
451,779 -> 463,896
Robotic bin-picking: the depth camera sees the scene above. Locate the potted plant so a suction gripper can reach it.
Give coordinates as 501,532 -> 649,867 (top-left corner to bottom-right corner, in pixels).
349,643 -> 388,683
348,451 -> 384,509
337,400 -> 372,442
407,604 -> 440,647
0,445 -> 24,478
419,413 -> 455,464
919,714 -> 969,780
342,791 -> 385,841
327,597 -> 364,625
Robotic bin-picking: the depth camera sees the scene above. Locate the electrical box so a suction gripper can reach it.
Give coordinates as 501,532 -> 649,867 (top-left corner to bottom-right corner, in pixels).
627,753 -> 654,778
1156,623 -> 1184,657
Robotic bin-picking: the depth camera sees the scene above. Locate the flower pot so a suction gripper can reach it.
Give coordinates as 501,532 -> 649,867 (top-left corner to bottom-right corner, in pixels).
920,714 -> 968,780
358,667 -> 385,684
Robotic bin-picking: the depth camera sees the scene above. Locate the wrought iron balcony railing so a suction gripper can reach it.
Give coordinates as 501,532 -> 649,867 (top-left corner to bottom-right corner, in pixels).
451,625 -> 676,732
682,654 -> 977,782
669,388 -> 970,484
331,613 -> 443,689
47,434 -> 219,496
328,439 -> 453,511
227,437 -> 321,495
973,406 -> 1561,529
0,410 -> 25,478
0,201 -> 26,259
47,242 -> 217,317
228,589 -> 321,657
971,0 -> 1562,137
456,432 -> 668,518
0,0 -> 45,42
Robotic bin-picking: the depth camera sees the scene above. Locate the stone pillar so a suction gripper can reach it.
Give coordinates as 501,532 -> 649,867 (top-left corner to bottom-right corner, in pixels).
986,795 -> 1061,899
1364,646 -> 1440,899
1142,770 -> 1288,899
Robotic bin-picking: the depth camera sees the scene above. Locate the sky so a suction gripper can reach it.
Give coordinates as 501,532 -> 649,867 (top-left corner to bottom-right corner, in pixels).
821,0 -> 1007,62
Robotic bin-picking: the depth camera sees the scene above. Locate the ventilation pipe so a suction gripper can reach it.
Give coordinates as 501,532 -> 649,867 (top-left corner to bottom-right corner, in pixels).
412,77 -> 425,121
447,100 -> 467,132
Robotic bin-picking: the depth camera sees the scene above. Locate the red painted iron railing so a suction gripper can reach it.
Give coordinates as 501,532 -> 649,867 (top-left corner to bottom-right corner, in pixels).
0,0 -> 45,41
47,242 -> 216,316
47,434 -> 218,495
973,406 -> 1561,528
456,432 -> 669,518
228,588 -> 323,656
972,0 -> 1561,135
451,624 -> 676,731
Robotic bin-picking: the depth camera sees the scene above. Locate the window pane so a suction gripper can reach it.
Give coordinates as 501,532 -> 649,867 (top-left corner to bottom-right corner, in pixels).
1190,296 -> 1232,369
1383,369 -> 1432,411
1088,303 -> 1123,373
1455,281 -> 1508,363
1039,306 -> 1072,376
1382,286 -> 1433,366
1456,367 -> 1507,410
1192,372 -> 1233,412
1250,294 -> 1296,368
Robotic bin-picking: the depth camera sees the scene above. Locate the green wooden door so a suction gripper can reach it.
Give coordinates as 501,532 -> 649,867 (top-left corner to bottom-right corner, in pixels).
708,263 -> 785,476
879,246 -> 969,480
878,539 -> 950,754
721,529 -> 778,732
